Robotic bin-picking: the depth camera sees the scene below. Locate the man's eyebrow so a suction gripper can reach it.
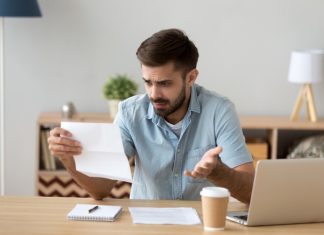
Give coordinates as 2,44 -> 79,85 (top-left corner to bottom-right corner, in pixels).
142,77 -> 172,83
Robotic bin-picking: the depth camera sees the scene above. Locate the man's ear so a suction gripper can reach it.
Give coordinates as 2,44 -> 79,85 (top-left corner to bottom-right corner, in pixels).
187,69 -> 199,86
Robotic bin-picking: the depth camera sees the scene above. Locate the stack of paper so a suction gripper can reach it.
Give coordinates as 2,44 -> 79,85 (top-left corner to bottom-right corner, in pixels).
128,207 -> 201,225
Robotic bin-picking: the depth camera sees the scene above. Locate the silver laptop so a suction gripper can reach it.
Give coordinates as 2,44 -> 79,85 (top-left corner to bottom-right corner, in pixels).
227,158 -> 324,226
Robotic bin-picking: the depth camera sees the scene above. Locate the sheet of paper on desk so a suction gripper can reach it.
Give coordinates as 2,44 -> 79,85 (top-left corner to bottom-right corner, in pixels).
61,122 -> 132,182
128,207 -> 201,225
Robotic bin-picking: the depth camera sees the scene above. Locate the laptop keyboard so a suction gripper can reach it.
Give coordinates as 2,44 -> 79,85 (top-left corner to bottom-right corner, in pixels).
235,215 -> 248,220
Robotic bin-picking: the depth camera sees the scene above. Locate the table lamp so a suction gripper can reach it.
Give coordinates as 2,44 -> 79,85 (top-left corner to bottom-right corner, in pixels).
288,50 -> 324,122
0,0 -> 41,195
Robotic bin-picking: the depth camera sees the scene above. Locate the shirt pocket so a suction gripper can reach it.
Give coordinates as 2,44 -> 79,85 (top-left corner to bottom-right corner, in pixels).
185,145 -> 215,183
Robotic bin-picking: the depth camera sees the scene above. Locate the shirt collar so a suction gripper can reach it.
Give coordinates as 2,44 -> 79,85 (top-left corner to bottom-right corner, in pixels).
189,84 -> 201,114
146,84 -> 201,121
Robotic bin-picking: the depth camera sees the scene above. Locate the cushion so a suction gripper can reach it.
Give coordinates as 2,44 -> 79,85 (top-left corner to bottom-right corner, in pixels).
287,135 -> 324,159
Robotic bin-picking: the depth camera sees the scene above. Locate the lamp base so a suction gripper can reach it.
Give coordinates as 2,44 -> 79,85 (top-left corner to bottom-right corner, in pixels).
290,84 -> 317,122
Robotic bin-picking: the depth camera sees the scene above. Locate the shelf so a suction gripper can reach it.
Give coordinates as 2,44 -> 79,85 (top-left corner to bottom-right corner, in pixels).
38,112 -> 113,125
240,116 -> 324,159
240,115 -> 324,130
36,113 -> 118,197
36,113 -> 324,197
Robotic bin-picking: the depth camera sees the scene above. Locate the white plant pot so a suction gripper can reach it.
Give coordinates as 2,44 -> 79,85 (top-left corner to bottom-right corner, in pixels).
107,99 -> 121,119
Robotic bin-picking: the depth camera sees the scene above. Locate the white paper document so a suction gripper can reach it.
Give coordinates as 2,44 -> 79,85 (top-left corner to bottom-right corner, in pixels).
61,122 -> 132,182
128,207 -> 201,225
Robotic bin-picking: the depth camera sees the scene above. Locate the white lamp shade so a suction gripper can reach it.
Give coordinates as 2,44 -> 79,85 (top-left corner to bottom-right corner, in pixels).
288,50 -> 324,84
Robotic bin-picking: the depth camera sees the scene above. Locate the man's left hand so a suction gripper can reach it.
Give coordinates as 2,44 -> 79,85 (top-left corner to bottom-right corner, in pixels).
184,146 -> 223,179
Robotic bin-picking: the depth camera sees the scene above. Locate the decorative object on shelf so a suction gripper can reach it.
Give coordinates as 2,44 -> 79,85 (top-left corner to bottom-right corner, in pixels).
0,0 -> 42,195
103,74 -> 138,118
288,50 -> 324,122
61,102 -> 76,119
38,173 -> 89,197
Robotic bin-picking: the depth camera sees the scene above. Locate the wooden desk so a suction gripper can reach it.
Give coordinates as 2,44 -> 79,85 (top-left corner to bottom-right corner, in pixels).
0,196 -> 323,235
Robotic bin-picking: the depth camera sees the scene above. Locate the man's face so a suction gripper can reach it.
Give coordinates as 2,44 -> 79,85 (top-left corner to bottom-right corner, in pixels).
142,62 -> 196,122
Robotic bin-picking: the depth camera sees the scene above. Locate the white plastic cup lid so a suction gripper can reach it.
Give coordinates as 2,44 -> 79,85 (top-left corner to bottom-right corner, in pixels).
200,187 -> 230,198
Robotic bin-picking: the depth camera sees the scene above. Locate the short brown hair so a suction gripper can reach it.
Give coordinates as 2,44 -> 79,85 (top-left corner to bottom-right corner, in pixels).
136,28 -> 199,73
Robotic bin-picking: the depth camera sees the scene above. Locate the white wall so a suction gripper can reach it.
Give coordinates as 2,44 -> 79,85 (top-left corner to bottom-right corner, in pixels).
3,0 -> 324,195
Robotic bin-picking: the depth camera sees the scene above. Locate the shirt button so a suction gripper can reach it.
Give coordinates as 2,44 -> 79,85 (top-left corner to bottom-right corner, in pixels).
175,173 -> 179,177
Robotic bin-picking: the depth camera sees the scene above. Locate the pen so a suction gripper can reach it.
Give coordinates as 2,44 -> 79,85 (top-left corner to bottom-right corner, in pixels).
88,205 -> 99,214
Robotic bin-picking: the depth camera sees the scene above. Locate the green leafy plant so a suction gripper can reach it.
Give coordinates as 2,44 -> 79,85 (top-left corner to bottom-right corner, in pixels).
103,74 -> 138,100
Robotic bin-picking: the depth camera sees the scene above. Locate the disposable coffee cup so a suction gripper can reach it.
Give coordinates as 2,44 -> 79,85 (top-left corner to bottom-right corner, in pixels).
200,187 -> 230,231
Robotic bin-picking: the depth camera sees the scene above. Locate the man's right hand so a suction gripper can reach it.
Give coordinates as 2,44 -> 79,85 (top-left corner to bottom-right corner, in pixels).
47,127 -> 82,158
47,127 -> 114,200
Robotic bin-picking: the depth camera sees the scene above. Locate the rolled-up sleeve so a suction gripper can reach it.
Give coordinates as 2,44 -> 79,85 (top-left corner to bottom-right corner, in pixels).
115,102 -> 136,159
214,100 -> 253,168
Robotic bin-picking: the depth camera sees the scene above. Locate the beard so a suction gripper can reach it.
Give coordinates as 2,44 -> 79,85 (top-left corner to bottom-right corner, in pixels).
150,84 -> 186,118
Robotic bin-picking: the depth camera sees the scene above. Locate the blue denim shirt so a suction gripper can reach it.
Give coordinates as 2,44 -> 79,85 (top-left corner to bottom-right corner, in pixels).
116,84 -> 252,200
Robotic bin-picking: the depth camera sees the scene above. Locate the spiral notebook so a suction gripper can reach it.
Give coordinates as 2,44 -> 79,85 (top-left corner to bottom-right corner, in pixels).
67,204 -> 122,222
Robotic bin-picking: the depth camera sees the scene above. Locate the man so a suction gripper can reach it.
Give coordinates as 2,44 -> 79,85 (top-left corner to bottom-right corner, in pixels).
48,28 -> 254,204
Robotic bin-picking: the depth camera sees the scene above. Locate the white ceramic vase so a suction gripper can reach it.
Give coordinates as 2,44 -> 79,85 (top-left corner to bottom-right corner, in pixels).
107,99 -> 120,119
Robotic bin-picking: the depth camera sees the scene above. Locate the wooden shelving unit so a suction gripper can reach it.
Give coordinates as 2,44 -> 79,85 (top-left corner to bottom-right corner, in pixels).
240,116 -> 324,159
36,113 -> 324,197
36,112 -> 131,198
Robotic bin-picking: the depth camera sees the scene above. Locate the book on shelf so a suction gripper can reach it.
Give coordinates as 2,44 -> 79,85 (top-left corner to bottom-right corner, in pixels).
40,130 -> 51,170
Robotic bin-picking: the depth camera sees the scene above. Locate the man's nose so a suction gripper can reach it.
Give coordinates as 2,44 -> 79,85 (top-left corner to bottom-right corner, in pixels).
150,85 -> 160,100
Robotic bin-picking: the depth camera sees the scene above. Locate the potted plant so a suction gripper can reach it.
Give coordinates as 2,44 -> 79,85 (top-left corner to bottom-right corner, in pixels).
103,74 -> 138,118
